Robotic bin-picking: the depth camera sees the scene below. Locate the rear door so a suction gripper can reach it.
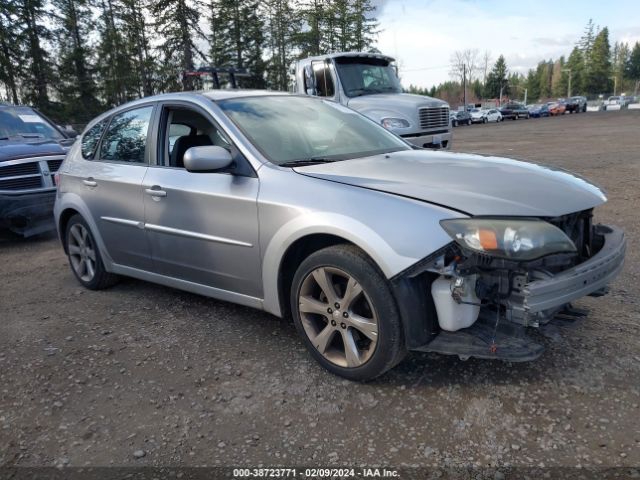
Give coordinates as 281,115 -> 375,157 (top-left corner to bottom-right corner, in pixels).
75,104 -> 155,270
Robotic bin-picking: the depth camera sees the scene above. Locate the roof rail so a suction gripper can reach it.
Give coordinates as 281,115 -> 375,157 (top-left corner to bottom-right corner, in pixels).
182,66 -> 250,89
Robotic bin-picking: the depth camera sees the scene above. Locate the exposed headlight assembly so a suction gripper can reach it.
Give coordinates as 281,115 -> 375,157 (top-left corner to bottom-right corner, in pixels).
440,218 -> 577,261
381,117 -> 410,129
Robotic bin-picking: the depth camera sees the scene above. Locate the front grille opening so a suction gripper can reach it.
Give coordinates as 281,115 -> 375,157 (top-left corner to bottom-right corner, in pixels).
419,107 -> 450,130
0,176 -> 43,190
0,162 -> 40,178
47,159 -> 63,172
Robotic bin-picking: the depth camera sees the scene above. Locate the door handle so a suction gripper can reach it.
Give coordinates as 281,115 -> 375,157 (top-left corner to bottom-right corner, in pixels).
83,177 -> 97,187
145,187 -> 167,198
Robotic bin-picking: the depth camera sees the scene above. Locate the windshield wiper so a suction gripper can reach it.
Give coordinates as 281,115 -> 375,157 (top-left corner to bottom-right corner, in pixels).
279,158 -> 337,167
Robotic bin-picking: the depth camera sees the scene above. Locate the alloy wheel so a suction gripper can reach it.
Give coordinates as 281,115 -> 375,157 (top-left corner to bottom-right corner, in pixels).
68,223 -> 96,282
298,266 -> 378,368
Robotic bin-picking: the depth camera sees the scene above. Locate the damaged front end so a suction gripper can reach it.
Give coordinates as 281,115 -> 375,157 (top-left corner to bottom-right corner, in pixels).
399,209 -> 626,362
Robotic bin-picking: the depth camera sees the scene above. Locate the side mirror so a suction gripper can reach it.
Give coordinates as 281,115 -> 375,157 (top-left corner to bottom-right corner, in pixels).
59,125 -> 78,138
303,65 -> 317,96
183,146 -> 233,172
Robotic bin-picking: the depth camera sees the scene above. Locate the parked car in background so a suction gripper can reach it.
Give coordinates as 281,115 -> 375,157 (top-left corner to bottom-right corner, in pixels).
0,103 -> 76,237
470,108 -> 502,124
547,101 -> 567,116
565,96 -> 587,113
527,103 -> 550,118
499,102 -> 530,120
54,91 -> 625,380
450,110 -> 472,127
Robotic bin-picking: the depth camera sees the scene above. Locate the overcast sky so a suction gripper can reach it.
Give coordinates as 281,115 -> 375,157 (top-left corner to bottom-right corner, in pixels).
374,0 -> 640,88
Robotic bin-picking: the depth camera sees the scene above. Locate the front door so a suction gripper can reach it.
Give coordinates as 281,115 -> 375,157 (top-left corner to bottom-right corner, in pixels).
142,103 -> 261,298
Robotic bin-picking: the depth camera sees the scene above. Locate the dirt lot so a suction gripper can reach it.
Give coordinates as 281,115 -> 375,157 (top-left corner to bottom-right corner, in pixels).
1,110 -> 639,471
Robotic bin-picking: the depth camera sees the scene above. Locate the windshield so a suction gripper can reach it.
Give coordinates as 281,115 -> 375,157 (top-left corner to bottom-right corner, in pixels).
218,96 -> 410,166
334,57 -> 402,97
0,106 -> 64,141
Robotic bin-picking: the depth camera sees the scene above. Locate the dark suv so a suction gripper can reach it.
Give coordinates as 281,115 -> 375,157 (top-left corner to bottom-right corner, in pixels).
565,96 -> 587,113
0,104 -> 76,237
499,102 -> 530,120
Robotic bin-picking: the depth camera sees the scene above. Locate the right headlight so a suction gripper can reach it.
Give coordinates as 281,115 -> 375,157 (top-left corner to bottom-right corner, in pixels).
440,218 -> 577,261
381,117 -> 411,129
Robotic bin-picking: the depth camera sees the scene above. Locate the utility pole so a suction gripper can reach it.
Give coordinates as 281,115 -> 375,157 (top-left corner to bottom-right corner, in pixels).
463,63 -> 467,110
524,88 -> 527,105
563,68 -> 572,97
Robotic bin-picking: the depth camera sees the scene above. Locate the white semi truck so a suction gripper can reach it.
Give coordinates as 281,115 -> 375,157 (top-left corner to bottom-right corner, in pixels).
290,52 -> 452,149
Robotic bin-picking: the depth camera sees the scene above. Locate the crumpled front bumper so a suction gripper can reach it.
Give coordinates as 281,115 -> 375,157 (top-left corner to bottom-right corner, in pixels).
508,225 -> 626,325
0,191 -> 56,237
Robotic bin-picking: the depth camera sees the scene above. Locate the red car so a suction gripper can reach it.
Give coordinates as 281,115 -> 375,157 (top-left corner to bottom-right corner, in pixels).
547,101 -> 567,116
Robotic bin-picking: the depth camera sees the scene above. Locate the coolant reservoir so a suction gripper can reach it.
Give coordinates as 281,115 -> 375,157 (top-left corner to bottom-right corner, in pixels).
431,276 -> 480,331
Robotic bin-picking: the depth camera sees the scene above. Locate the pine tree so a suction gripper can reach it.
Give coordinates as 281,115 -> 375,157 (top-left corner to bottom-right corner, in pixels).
264,0 -> 299,90
626,42 -> 640,93
611,41 -> 629,94
120,0 -> 155,96
484,55 -> 508,98
350,0 -> 377,51
296,0 -> 329,57
579,18 -> 596,63
16,0 -> 55,110
0,0 -> 21,103
52,0 -> 101,123
96,0 -> 138,106
565,47 -> 584,95
585,27 -> 611,94
151,0 -> 206,91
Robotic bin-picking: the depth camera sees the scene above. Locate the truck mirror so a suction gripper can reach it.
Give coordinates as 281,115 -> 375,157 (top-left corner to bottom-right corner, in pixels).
303,65 -> 317,96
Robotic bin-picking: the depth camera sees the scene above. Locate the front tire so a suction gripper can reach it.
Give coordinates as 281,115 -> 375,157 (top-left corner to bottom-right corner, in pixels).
483,117 -> 488,124
65,214 -> 119,290
290,245 -> 406,381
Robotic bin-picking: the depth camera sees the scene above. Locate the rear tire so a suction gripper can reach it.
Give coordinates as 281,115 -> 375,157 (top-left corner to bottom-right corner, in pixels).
65,214 -> 119,290
290,244 -> 406,381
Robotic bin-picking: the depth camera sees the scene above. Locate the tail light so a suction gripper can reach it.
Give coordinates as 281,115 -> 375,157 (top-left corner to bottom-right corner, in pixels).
54,173 -> 60,187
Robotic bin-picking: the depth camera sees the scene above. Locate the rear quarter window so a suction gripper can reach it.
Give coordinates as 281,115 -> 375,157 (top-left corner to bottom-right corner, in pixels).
81,119 -> 108,159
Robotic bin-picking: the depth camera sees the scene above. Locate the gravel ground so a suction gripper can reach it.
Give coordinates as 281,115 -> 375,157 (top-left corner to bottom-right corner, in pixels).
1,110 -> 639,471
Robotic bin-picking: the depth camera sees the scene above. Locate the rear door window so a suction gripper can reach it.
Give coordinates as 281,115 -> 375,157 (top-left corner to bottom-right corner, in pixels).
81,119 -> 108,159
99,106 -> 154,163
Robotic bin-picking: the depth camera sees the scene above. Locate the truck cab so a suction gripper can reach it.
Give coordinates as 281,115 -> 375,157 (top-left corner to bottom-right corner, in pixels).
290,52 -> 451,149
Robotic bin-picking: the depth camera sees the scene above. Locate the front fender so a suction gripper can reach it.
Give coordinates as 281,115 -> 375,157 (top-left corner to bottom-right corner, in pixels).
262,212 -> 418,316
257,167 -> 465,317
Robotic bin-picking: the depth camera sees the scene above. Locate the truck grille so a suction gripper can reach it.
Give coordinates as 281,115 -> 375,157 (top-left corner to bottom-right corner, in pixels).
418,106 -> 450,130
0,155 -> 64,193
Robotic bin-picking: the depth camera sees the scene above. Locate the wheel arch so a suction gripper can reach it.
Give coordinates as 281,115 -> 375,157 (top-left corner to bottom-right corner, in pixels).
261,214 -> 419,318
58,207 -> 80,254
55,193 -> 114,269
275,233 -> 358,321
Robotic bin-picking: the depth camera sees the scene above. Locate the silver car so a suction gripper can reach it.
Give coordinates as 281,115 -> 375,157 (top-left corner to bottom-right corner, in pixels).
54,91 -> 626,381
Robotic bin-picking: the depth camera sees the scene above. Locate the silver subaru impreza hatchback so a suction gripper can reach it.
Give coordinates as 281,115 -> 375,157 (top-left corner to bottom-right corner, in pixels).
54,91 -> 625,380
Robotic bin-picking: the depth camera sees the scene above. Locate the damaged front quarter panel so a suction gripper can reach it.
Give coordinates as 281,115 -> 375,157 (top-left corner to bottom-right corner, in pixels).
401,214 -> 626,361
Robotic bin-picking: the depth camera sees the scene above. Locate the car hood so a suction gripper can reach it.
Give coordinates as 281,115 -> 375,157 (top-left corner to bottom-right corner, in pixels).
347,93 -> 447,110
293,150 -> 607,217
0,140 -> 68,162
